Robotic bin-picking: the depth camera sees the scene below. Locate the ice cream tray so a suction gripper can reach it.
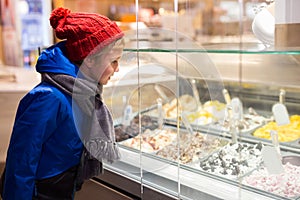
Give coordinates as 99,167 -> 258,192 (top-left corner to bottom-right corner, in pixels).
188,141 -> 265,181
203,112 -> 271,134
243,126 -> 300,150
246,115 -> 300,149
143,104 -> 270,138
241,154 -> 300,199
155,131 -> 230,165
115,118 -> 231,163
118,127 -> 178,154
248,134 -> 300,150
114,113 -> 160,142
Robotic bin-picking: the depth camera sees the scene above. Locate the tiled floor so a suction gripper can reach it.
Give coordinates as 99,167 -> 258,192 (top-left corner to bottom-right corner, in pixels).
74,179 -> 134,200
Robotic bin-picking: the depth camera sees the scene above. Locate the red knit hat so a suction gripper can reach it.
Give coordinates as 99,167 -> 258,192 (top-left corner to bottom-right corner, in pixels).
49,7 -> 124,62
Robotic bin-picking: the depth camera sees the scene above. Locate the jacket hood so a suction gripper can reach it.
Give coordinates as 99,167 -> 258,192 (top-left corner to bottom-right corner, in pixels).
36,41 -> 79,77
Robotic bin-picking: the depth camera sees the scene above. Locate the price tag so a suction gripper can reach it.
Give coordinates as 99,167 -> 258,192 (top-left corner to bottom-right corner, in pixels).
122,105 -> 132,126
231,97 -> 243,121
262,145 -> 284,174
272,103 -> 290,126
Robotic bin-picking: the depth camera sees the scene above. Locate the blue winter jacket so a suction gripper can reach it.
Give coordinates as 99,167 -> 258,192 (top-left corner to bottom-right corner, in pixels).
3,41 -> 84,199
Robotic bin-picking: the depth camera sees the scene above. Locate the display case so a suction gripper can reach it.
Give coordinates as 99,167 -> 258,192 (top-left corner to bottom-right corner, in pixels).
99,43 -> 300,199
93,1 -> 300,200
0,1 -> 298,199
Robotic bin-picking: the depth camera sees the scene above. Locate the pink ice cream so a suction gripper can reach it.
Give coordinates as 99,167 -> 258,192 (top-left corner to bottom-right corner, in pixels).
243,162 -> 300,198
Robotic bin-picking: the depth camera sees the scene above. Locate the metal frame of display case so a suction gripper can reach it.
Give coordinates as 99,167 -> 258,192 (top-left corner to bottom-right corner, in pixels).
95,143 -> 300,200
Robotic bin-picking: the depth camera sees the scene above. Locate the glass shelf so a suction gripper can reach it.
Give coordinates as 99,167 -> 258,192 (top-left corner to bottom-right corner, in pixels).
124,43 -> 300,55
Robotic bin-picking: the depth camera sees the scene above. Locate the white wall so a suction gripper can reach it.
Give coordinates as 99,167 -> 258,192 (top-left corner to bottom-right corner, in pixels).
0,92 -> 26,162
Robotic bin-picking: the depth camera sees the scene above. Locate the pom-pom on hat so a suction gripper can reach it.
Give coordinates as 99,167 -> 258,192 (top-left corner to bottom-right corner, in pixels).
49,7 -> 124,62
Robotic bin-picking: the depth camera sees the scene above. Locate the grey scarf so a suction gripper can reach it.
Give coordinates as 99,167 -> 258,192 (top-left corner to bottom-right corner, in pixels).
42,72 -> 120,182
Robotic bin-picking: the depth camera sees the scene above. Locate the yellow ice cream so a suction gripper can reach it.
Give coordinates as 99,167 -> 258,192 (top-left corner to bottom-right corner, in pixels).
253,115 -> 300,142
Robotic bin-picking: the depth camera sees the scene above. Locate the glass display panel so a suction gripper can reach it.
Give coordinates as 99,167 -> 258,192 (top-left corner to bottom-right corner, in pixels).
102,0 -> 300,200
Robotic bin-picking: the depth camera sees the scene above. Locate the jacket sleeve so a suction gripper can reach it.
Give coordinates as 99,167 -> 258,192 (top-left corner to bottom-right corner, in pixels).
3,90 -> 63,200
